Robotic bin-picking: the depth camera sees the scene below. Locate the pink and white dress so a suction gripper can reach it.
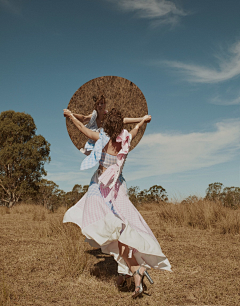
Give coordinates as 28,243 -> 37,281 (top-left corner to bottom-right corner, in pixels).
63,129 -> 171,275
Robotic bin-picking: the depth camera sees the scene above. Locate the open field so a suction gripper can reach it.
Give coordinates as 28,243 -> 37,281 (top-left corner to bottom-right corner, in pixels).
1,201 -> 240,306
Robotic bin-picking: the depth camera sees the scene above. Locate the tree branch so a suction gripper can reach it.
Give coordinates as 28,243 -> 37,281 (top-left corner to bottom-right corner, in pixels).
1,198 -> 9,203
0,177 -> 10,195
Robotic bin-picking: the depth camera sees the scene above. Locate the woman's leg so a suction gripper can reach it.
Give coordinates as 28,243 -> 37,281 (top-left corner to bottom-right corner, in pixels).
118,241 -> 146,294
118,241 -> 139,271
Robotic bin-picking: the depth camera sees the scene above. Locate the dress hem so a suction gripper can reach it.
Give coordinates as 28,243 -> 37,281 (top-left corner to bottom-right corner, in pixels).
63,206 -> 172,275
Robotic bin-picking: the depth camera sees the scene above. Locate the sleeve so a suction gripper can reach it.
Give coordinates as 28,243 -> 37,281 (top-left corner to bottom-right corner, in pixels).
85,110 -> 97,129
80,129 -> 110,170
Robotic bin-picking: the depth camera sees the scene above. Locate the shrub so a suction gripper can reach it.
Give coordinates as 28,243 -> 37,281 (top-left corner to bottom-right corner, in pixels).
205,183 -> 240,209
158,198 -> 240,234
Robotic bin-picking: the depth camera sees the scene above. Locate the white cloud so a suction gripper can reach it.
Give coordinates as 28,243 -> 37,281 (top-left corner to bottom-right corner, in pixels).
108,0 -> 187,26
45,171 -> 92,191
163,41 -> 240,83
46,171 -> 89,183
44,147 -> 93,191
45,120 -> 240,191
126,119 -> 240,181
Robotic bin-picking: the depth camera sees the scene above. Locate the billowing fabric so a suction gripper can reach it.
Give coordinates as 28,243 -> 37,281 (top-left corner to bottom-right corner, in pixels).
82,110 -> 99,154
63,129 -> 171,275
80,110 -> 108,155
80,129 -> 110,170
85,110 -> 98,131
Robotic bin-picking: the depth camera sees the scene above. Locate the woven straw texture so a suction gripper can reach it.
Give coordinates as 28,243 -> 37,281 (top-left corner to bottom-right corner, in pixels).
66,76 -> 148,151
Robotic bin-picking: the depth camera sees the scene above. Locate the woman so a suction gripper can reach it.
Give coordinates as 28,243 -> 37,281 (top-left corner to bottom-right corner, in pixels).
63,108 -> 171,298
67,93 -> 151,155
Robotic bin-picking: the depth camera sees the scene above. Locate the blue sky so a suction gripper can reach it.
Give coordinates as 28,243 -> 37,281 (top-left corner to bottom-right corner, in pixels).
1,0 -> 240,200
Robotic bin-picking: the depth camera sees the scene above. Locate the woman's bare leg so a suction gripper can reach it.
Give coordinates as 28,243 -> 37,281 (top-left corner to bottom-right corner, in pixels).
118,241 -> 139,271
118,241 -> 146,294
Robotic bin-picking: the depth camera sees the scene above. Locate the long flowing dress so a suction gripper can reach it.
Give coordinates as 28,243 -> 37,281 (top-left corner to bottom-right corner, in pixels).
63,129 -> 171,275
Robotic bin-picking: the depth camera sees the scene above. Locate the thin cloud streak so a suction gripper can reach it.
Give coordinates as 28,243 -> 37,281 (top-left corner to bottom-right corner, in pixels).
163,41 -> 240,83
126,119 -> 240,181
45,171 -> 91,190
108,0 -> 188,26
211,95 -> 240,106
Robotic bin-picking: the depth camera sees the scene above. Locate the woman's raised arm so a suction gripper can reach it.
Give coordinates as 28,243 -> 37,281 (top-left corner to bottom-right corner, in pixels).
64,110 -> 92,124
63,109 -> 99,141
129,115 -> 151,139
73,113 -> 92,124
123,116 -> 151,124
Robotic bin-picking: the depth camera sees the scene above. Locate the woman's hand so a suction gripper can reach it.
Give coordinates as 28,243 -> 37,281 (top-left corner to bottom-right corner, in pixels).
63,108 -> 99,141
63,109 -> 72,118
124,115 -> 151,124
143,115 -> 151,123
130,115 -> 151,139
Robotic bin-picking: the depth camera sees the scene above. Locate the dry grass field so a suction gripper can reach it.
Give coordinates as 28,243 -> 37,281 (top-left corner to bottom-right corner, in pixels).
1,200 -> 240,306
66,76 -> 148,152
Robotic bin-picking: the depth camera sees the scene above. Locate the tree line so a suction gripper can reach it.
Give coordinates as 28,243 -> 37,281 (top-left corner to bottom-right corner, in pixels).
1,110 -> 239,210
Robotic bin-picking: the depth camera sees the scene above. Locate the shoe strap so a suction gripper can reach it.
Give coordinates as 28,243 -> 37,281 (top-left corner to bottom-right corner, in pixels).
132,268 -> 143,278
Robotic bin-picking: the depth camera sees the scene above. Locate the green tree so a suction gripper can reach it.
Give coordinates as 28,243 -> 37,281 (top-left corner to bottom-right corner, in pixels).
128,186 -> 139,206
0,110 -> 50,207
137,189 -> 149,204
37,179 -> 64,211
147,185 -> 168,203
181,195 -> 200,205
205,183 -> 240,209
221,187 -> 240,209
65,184 -> 89,208
129,185 -> 168,205
205,182 -> 223,202
137,185 -> 168,204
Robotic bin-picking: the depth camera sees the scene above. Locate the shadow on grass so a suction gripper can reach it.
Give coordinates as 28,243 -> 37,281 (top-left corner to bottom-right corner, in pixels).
86,249 -> 149,294
86,249 -> 118,280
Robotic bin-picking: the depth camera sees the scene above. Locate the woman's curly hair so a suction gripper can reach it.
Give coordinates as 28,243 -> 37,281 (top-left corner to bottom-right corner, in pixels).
92,93 -> 106,111
103,108 -> 123,141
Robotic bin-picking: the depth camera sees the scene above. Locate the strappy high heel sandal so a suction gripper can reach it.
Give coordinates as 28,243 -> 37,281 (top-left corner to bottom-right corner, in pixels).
132,268 -> 144,298
132,268 -> 154,299
143,270 -> 154,284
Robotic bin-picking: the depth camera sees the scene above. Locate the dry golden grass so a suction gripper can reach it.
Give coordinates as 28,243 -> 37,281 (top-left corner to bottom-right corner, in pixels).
0,201 -> 240,305
66,76 -> 148,152
155,199 -> 240,234
0,206 -> 10,216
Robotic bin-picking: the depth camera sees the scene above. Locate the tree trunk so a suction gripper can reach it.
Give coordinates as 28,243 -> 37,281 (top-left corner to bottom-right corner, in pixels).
8,200 -> 14,208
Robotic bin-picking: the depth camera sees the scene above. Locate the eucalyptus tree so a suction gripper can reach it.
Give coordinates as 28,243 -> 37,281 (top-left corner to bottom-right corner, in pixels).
205,182 -> 223,202
37,179 -> 62,211
64,184 -> 89,208
147,185 -> 168,203
221,186 -> 240,209
0,110 -> 50,207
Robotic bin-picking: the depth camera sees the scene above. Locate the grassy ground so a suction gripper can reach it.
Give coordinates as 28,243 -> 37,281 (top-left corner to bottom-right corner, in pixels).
0,202 -> 240,306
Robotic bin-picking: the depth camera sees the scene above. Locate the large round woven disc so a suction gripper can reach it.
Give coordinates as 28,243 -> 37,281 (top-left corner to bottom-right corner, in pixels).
66,76 -> 148,151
